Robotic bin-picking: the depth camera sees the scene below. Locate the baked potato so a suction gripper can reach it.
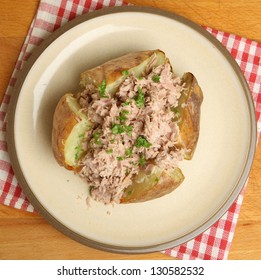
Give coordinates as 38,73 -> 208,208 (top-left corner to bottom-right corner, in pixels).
51,49 -> 203,204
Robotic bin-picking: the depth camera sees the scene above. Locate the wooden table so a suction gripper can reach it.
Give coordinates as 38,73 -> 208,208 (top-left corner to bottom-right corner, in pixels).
0,0 -> 260,260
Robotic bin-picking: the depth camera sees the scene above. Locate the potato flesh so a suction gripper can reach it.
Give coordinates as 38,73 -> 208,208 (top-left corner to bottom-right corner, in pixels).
121,167 -> 184,203
64,95 -> 93,167
52,94 -> 92,169
64,119 -> 90,166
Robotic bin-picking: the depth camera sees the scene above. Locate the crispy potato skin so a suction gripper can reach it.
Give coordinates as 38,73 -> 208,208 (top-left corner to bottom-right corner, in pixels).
52,93 -> 78,170
177,73 -> 203,159
80,50 -> 164,88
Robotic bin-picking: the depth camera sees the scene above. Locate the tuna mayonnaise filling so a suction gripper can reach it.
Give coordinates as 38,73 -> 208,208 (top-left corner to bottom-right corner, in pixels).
77,63 -> 185,204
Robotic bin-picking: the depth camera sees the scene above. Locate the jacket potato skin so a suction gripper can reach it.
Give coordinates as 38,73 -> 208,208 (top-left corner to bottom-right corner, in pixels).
52,94 -> 78,170
52,50 -> 203,204
176,73 -> 203,159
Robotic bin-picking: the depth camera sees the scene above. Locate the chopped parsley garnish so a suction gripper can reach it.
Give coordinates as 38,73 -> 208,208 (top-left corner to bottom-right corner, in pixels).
112,109 -> 132,135
111,123 -> 133,135
125,148 -> 133,157
116,110 -> 129,123
127,190 -> 133,196
136,135 -> 151,148
111,124 -> 125,134
138,153 -> 146,166
117,156 -> 123,161
125,125 -> 133,135
134,86 -> 145,108
171,106 -> 180,117
93,131 -> 101,145
106,149 -> 113,154
122,69 -> 129,76
152,74 -> 160,83
74,145 -> 82,160
98,80 -> 107,98
123,101 -> 131,106
74,133 -> 85,160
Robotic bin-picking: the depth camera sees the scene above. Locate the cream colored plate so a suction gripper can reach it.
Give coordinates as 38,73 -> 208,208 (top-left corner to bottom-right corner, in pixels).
7,7 -> 256,253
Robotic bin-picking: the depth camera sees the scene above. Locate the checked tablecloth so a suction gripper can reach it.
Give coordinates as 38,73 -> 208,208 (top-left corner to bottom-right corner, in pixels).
0,0 -> 260,260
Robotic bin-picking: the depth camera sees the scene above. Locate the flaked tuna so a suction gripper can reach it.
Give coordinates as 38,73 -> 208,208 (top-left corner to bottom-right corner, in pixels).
76,63 -> 185,204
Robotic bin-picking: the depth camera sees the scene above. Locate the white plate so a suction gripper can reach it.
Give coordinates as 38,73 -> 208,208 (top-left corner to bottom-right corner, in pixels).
7,7 -> 256,253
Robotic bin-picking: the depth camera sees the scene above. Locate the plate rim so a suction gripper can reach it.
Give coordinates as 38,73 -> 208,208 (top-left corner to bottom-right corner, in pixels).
6,6 -> 257,253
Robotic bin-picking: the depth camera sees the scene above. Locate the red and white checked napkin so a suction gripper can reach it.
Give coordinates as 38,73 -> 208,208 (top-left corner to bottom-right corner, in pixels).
0,0 -> 260,260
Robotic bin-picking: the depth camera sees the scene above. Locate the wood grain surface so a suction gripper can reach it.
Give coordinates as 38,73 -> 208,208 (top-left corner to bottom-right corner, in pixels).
0,0 -> 260,260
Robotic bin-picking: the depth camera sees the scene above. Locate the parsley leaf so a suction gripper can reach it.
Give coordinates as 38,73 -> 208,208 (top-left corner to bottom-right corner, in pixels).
171,106 -> 180,118
134,86 -> 145,108
116,110 -> 129,123
111,123 -> 133,135
75,145 -> 82,160
111,110 -> 132,135
74,133 -> 85,160
122,70 -> 129,76
93,131 -> 101,145
136,135 -> 151,148
127,190 -> 132,196
98,80 -> 107,98
138,153 -> 146,166
152,74 -> 160,83
125,125 -> 133,135
125,148 -> 133,157
111,124 -> 125,134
